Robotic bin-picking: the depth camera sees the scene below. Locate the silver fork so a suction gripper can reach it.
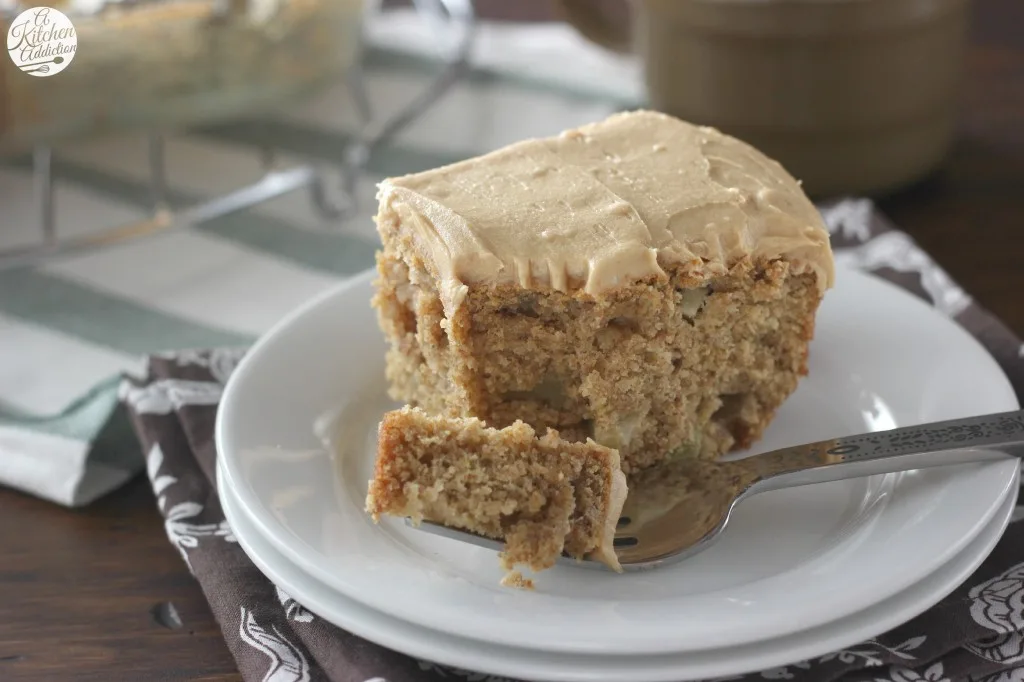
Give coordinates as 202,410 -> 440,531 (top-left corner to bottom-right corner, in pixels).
408,408 -> 1024,571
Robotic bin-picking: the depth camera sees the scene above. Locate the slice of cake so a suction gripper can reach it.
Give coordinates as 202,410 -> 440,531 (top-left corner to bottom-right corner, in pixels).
366,406 -> 627,574
372,110 -> 834,474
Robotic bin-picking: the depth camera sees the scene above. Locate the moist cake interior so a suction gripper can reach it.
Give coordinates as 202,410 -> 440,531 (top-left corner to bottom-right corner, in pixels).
366,407 -> 627,573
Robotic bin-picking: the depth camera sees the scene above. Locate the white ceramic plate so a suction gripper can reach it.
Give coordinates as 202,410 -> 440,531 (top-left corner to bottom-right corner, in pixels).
216,267 -> 1020,656
219,460 -> 1019,682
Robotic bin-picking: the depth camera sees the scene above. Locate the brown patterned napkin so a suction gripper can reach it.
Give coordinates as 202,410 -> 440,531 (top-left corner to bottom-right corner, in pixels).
120,199 -> 1024,682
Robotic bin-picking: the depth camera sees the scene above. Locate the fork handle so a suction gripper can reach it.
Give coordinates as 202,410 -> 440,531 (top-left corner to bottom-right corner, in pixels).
752,408 -> 1024,492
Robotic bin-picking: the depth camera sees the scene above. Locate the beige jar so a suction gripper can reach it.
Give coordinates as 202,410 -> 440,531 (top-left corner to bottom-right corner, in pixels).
557,0 -> 971,198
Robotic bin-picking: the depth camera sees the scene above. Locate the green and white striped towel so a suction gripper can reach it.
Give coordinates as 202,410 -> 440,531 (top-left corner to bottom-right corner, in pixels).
0,11 -> 644,506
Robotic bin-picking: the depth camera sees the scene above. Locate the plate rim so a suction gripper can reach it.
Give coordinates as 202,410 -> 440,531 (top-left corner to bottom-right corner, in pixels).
218,460 -> 1020,682
216,266 -> 1022,655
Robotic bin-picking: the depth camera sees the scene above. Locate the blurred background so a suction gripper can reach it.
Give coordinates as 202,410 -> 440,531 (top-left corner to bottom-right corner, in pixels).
0,0 -> 1021,493
0,0 -> 1018,276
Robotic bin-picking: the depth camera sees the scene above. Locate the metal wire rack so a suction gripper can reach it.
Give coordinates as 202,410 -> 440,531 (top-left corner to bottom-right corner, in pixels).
0,0 -> 476,271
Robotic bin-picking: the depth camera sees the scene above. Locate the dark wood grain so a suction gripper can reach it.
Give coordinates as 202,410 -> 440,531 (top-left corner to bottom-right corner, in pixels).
1,1 -> 1021,680
0,475 -> 242,682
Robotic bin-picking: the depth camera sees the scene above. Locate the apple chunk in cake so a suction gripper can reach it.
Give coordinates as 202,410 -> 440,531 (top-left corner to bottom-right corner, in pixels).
371,109 -> 834,474
365,406 -> 627,573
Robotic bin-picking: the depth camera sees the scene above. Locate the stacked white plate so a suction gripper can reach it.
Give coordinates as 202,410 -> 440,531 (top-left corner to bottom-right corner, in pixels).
216,268 -> 1021,682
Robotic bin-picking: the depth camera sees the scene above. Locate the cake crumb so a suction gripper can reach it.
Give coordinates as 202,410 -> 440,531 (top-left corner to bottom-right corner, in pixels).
500,571 -> 535,591
365,407 -> 627,580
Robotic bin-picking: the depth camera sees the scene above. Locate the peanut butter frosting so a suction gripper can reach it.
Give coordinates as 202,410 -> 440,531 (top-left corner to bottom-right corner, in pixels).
378,110 -> 834,311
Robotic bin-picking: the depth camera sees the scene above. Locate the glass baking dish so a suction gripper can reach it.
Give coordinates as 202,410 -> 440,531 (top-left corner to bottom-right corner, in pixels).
0,0 -> 365,156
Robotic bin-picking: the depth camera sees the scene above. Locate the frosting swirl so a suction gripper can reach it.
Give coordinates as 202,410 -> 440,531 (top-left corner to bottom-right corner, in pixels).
380,110 -> 834,310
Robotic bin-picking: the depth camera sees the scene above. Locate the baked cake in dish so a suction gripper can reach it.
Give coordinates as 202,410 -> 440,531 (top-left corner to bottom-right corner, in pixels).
366,406 -> 627,574
371,110 -> 835,476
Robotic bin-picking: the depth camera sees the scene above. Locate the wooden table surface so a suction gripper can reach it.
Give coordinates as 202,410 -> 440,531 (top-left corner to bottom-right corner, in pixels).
1,1 -> 1021,680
